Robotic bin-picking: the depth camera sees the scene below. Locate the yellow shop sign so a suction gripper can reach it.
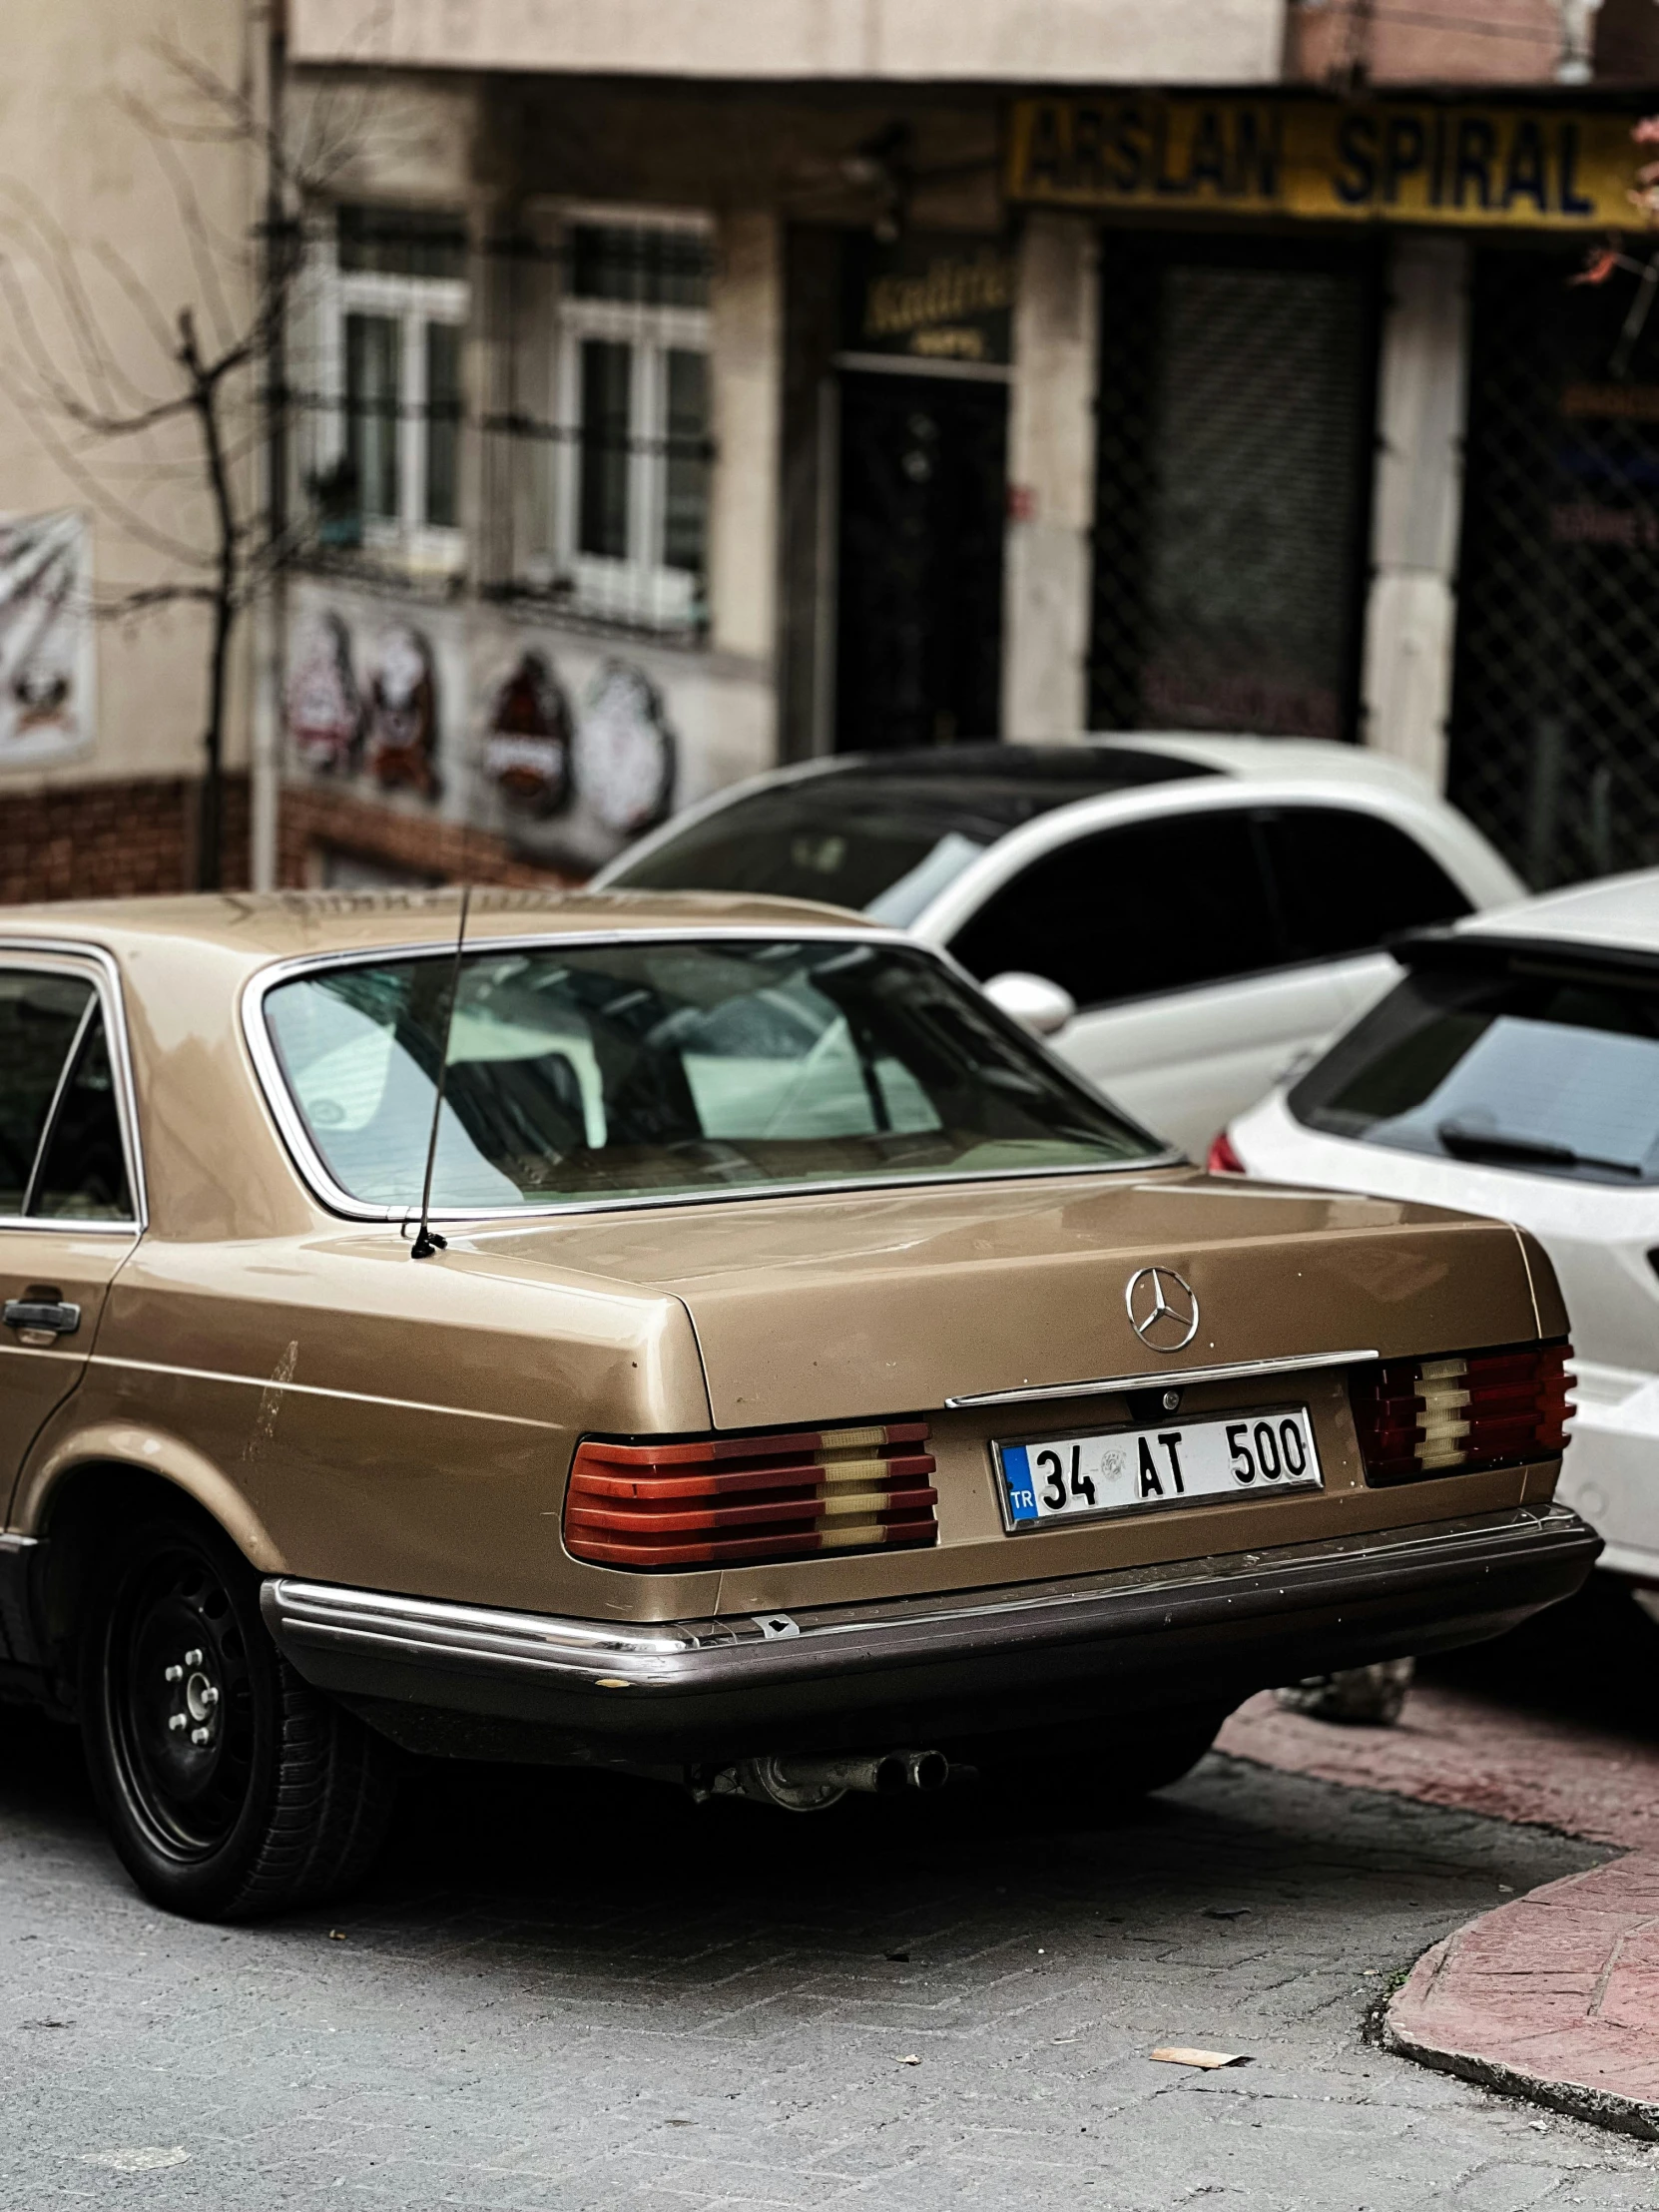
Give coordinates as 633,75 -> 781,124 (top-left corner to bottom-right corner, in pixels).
1007,97 -> 1641,230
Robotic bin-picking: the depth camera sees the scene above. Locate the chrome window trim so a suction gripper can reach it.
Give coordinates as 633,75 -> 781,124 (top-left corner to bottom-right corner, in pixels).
0,939 -> 148,1236
238,924 -> 1180,1227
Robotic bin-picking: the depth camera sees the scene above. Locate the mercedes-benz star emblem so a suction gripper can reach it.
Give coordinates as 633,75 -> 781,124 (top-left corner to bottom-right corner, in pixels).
1125,1266 -> 1200,1354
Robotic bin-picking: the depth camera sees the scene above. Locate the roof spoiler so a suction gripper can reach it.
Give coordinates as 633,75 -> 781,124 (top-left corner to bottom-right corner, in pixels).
1386,926 -> 1659,981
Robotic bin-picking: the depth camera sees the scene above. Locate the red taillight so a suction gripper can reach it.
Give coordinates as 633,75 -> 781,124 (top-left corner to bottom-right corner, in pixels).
1350,1342 -> 1573,1487
1207,1130 -> 1245,1175
563,1420 -> 939,1569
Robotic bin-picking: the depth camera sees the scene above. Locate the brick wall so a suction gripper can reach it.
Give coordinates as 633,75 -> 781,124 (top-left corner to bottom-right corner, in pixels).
277,786 -> 582,889
0,776 -> 583,905
1288,0 -> 1560,84
0,776 -> 251,903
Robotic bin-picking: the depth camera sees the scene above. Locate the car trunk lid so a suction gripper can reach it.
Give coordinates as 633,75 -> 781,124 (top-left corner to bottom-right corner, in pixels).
466,1170 -> 1543,1431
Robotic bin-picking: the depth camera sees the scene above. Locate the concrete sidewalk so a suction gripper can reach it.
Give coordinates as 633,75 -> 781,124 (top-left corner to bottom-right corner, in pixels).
1220,1675 -> 1659,2139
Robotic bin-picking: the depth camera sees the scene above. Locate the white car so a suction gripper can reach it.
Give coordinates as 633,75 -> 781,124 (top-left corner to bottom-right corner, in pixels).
1221,868 -> 1659,1585
597,737 -> 1524,1154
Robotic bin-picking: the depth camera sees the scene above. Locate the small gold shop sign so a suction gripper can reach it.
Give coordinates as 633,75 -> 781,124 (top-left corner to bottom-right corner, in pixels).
847,235 -> 1015,364
1008,97 -> 1640,230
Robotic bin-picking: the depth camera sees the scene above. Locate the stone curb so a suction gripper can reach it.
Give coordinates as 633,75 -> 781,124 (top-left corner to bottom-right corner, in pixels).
1384,1854 -> 1659,2142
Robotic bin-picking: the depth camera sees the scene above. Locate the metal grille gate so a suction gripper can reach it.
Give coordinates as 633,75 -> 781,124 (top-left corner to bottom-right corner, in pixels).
1450,248 -> 1659,889
1090,234 -> 1377,744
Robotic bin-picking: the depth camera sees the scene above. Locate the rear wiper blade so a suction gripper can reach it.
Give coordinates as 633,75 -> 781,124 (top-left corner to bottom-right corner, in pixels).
1435,1120 -> 1643,1176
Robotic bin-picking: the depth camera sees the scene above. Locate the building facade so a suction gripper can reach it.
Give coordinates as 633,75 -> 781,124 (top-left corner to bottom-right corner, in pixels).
7,4 -> 1656,901
271,0 -> 1659,897
0,0 -> 264,899
271,0 -> 1286,888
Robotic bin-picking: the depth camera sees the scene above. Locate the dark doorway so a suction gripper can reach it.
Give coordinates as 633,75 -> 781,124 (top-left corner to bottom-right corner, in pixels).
834,371 -> 1007,752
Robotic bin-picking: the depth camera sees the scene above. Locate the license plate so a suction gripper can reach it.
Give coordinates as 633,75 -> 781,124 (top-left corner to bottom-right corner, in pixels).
995,1405 -> 1323,1530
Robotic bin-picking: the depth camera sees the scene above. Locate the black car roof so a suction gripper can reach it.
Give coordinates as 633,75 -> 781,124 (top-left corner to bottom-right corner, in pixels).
780,744 -> 1219,837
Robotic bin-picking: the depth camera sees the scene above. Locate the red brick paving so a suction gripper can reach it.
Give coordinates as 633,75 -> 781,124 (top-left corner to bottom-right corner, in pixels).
1219,1682 -> 1659,1851
1386,1856 -> 1659,2135
1220,1683 -> 1659,2134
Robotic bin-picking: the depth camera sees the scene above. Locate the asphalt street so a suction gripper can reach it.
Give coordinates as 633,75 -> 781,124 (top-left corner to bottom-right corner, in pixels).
2,1712 -> 1657,2212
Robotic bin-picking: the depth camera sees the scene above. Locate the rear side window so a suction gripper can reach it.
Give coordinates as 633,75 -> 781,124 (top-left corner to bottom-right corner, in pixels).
604,751 -> 1216,926
0,971 -> 94,1214
32,1014 -> 134,1220
1290,955 -> 1659,1183
948,813 -> 1277,1008
0,969 -> 133,1222
607,786 -> 992,921
1257,808 -> 1470,960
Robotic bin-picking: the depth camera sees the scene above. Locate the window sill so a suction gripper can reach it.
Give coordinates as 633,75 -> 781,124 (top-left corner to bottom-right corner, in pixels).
294,547 -> 469,600
483,580 -> 710,651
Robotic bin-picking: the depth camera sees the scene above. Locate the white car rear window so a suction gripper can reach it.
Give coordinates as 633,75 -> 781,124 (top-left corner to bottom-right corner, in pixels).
1290,950 -> 1659,1184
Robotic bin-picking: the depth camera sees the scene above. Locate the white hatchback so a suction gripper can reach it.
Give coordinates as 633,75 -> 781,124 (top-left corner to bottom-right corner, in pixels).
597,736 -> 1523,1155
1222,869 -> 1659,1585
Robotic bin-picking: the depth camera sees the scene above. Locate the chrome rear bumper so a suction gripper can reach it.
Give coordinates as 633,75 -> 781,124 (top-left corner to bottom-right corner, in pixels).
262,1504 -> 1599,1764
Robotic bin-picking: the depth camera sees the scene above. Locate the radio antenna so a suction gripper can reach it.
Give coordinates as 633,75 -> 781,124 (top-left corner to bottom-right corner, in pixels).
410,883 -> 471,1261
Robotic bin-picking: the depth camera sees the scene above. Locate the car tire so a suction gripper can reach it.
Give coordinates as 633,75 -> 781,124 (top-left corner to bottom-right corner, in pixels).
82,1506 -> 395,1921
969,1707 -> 1227,1826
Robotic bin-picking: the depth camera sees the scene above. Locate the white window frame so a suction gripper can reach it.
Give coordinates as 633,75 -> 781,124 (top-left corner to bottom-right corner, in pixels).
314,211 -> 470,575
550,205 -> 713,633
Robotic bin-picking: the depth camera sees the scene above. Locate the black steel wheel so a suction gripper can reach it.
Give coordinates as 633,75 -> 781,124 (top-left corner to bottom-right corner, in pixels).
83,1510 -> 394,1920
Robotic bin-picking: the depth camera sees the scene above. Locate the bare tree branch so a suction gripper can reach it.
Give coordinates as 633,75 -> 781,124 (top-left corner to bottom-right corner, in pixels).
0,12 -> 396,889
91,583 -> 222,617
115,90 -> 242,354
0,187 -> 168,416
0,362 -> 218,568
86,238 -> 191,365
0,269 -> 198,437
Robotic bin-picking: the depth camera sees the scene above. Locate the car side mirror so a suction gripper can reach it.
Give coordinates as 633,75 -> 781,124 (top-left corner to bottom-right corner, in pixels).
982,970 -> 1077,1038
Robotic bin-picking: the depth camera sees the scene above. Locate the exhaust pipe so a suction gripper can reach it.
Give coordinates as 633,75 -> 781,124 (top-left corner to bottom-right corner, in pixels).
710,1747 -> 951,1812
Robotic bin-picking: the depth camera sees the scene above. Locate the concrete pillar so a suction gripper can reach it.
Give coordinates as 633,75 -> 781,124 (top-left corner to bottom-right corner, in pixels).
1361,236 -> 1471,792
708,212 -> 783,683
1002,213 -> 1099,741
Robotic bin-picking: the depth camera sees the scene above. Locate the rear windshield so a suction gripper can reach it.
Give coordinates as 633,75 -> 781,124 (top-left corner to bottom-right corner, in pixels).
604,749 -> 1210,926
1290,951 -> 1659,1184
262,935 -> 1162,1215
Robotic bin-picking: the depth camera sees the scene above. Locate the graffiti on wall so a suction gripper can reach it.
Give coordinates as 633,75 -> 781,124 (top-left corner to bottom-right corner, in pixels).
366,627 -> 441,800
0,511 -> 92,768
574,662 -> 677,838
284,599 -> 679,866
285,612 -> 362,774
484,651 -> 572,818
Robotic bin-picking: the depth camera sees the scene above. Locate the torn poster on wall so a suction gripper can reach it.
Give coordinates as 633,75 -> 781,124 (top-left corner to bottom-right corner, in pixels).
0,511 -> 93,767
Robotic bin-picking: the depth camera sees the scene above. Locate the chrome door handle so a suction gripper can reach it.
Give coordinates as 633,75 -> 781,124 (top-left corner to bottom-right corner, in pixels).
3,1299 -> 81,1338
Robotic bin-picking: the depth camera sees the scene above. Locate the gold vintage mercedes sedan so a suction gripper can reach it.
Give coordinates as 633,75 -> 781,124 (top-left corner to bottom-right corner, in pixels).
0,891 -> 1595,1919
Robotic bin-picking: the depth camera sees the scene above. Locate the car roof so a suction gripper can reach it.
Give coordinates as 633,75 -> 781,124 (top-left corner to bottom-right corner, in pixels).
601,734 -> 1446,867
808,733 -> 1439,801
767,741 -> 1215,837
1452,866 -> 1659,959
814,739 -> 1213,788
1098,732 -> 1445,796
0,887 -> 890,971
